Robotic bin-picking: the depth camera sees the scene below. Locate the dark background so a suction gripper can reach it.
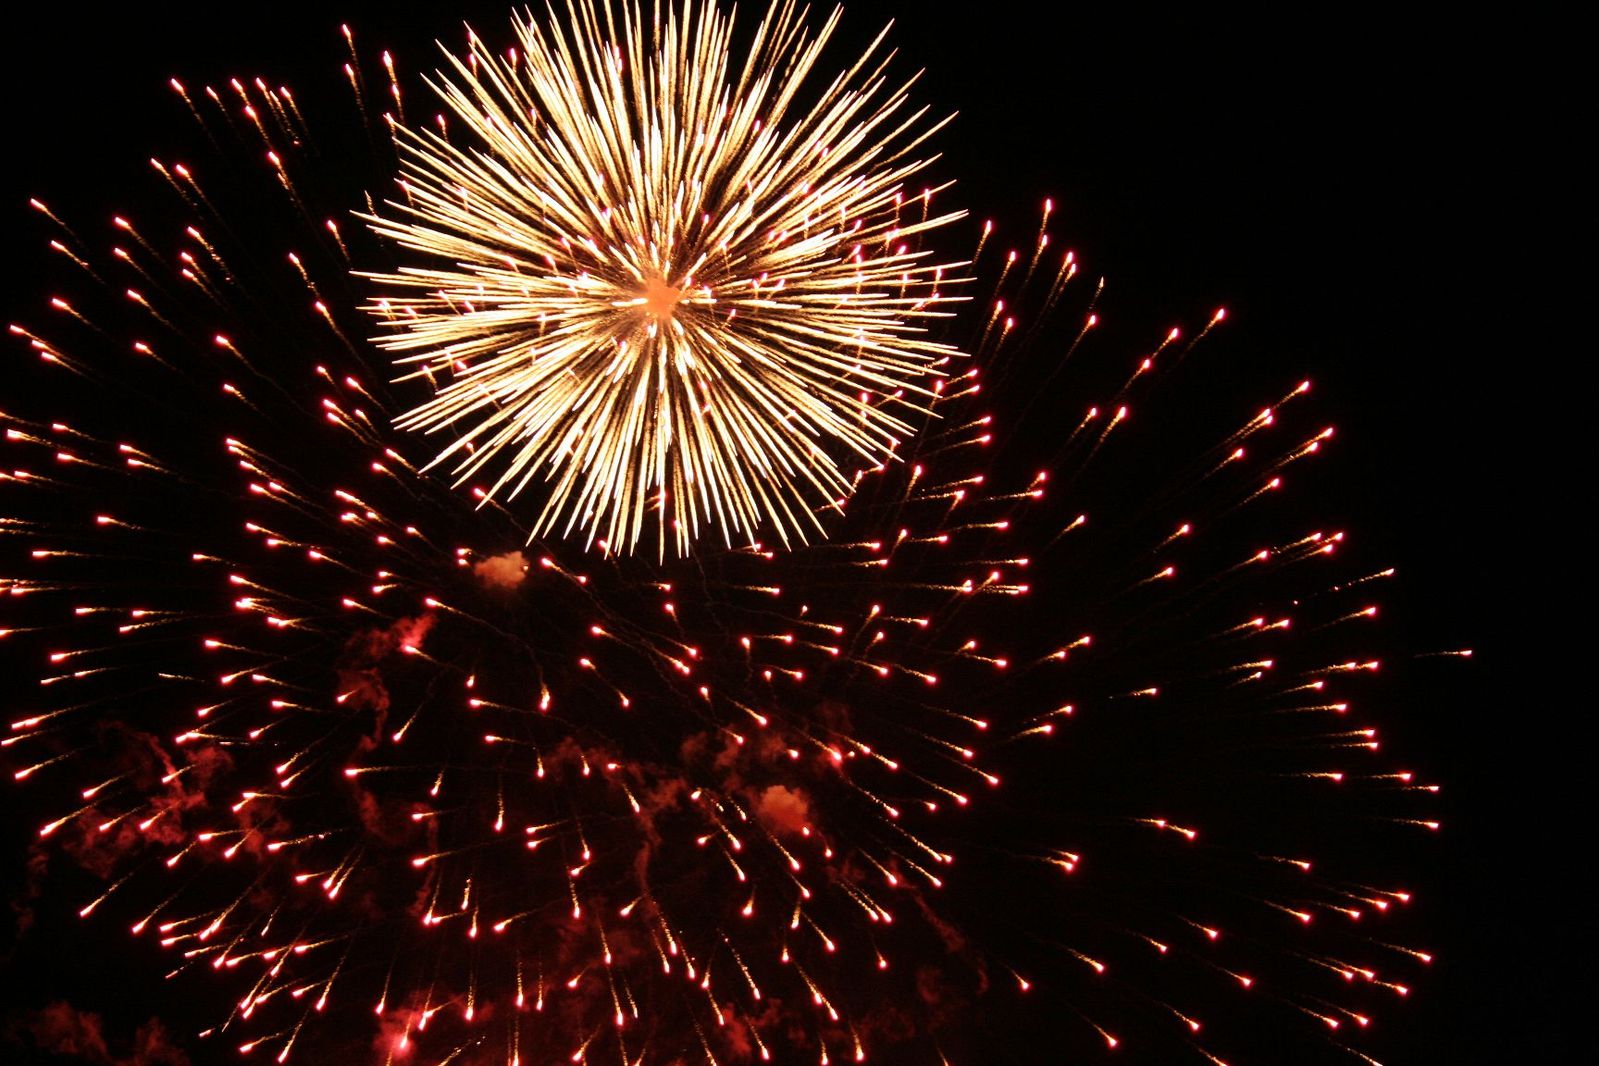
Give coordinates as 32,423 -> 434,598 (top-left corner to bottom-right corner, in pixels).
0,2 -> 1574,1062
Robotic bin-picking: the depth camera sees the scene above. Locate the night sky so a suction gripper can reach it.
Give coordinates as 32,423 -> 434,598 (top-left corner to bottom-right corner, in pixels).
0,3 -> 1572,1063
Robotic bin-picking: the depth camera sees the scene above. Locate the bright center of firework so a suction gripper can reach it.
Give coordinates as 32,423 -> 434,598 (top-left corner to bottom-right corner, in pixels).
639,275 -> 684,320
366,0 -> 964,555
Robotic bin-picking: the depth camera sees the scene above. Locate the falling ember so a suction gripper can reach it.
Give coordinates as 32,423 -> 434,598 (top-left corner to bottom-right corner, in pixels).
0,4 -> 1461,1066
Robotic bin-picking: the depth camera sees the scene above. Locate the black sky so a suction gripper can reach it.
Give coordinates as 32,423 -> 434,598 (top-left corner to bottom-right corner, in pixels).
0,2 -> 1575,1062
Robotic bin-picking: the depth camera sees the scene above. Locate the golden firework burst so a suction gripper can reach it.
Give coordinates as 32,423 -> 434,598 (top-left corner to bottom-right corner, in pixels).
365,0 -> 966,556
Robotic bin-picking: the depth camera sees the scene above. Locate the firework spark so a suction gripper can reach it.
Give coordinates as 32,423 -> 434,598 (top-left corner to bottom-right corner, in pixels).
365,0 -> 964,556
1,6 -> 1461,1065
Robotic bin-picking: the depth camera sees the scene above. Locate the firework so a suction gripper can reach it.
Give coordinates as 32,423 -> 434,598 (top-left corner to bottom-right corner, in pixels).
366,0 -> 963,556
2,5 -> 1462,1065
